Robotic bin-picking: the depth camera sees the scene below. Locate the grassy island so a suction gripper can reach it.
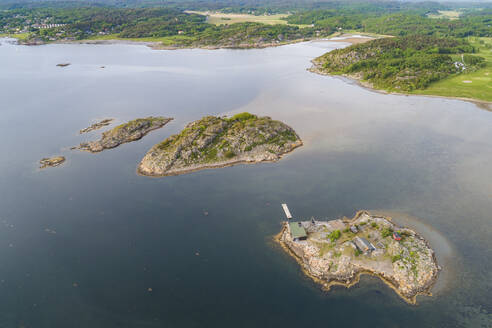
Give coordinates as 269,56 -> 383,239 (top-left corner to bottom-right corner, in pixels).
277,211 -> 440,304
138,113 -> 302,177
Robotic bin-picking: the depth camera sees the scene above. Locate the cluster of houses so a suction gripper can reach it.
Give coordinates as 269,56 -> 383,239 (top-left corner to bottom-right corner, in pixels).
282,204 -> 402,255
32,23 -> 66,29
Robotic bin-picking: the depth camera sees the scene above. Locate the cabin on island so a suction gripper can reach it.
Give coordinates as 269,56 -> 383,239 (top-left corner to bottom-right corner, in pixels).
354,236 -> 375,253
289,222 -> 307,241
281,203 -> 307,241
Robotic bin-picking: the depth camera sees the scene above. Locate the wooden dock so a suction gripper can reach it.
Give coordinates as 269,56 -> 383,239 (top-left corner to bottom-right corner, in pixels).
281,203 -> 292,219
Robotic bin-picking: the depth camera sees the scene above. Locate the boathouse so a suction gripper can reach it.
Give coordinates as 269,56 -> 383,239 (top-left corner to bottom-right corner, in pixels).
289,222 -> 307,241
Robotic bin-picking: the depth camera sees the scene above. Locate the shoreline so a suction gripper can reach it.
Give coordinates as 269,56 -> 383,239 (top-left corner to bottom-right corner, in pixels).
3,32 -> 370,50
275,210 -> 440,305
5,32 -> 488,107
137,140 -> 303,177
309,60 -> 492,110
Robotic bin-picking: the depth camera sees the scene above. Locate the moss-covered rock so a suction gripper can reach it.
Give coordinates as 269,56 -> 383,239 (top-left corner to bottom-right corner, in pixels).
138,113 -> 302,176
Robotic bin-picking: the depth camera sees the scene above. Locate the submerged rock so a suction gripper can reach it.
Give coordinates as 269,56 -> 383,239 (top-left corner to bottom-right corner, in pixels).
75,116 -> 172,153
79,118 -> 114,134
39,156 -> 65,168
277,211 -> 440,304
137,112 -> 302,177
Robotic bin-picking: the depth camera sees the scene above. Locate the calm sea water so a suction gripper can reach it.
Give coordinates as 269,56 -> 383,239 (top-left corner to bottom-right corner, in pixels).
0,38 -> 491,327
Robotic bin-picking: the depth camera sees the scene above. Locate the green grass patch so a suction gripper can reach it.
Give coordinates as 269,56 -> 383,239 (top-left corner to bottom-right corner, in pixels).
0,32 -> 30,41
412,37 -> 492,102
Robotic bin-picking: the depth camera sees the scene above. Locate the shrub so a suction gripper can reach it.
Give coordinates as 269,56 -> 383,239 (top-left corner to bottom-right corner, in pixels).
229,112 -> 257,122
392,254 -> 401,263
381,227 -> 393,238
371,222 -> 378,228
328,230 -> 341,242
224,150 -> 236,158
463,54 -> 485,66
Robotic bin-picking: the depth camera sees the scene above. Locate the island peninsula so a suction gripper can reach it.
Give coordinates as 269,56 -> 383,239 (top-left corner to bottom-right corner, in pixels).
138,113 -> 302,177
277,209 -> 440,304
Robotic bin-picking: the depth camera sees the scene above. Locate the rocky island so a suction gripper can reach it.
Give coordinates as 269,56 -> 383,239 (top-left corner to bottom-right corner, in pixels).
277,210 -> 440,304
138,113 -> 302,177
79,118 -> 114,134
39,156 -> 65,168
75,116 -> 172,153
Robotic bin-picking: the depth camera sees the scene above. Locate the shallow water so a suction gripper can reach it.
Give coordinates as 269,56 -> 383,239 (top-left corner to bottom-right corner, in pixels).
0,38 -> 491,327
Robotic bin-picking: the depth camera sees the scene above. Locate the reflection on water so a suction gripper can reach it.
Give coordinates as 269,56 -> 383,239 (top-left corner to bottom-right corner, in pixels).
0,38 -> 491,327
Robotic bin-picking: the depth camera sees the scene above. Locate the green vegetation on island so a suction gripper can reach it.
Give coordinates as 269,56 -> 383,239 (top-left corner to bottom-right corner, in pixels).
138,113 -> 302,176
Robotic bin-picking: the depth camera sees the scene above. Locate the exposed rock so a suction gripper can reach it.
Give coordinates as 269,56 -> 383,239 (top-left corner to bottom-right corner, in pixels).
75,116 -> 172,153
277,211 -> 440,304
138,112 -> 302,177
79,118 -> 114,134
39,156 -> 65,168
56,63 -> 70,67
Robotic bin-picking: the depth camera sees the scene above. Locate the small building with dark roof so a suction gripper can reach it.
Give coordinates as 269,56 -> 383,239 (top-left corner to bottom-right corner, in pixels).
354,236 -> 375,253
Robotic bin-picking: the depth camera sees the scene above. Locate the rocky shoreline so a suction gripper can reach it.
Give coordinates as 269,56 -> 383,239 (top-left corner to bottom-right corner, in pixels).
276,211 -> 440,304
75,116 -> 172,153
138,113 -> 302,177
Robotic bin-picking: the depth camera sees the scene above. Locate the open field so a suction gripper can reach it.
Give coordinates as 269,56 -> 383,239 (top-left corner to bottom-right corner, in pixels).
78,33 -> 196,46
427,10 -> 462,20
412,37 -> 492,102
185,11 -> 309,27
0,33 -> 30,40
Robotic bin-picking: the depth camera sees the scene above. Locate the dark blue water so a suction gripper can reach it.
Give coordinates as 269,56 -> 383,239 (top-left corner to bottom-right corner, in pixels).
0,38 -> 491,327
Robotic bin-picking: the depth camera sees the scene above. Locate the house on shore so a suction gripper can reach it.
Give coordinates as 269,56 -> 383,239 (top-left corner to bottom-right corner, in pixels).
288,222 -> 307,241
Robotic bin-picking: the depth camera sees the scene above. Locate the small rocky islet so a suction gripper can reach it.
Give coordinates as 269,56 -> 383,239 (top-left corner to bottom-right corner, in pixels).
75,116 -> 173,153
137,112 -> 302,177
277,210 -> 440,304
79,118 -> 114,134
39,156 -> 65,169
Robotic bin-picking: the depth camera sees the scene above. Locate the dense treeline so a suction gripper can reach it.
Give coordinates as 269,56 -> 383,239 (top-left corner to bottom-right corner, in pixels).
0,1 -> 491,47
314,35 -> 486,91
287,11 -> 492,37
362,13 -> 492,37
0,7 -> 329,46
